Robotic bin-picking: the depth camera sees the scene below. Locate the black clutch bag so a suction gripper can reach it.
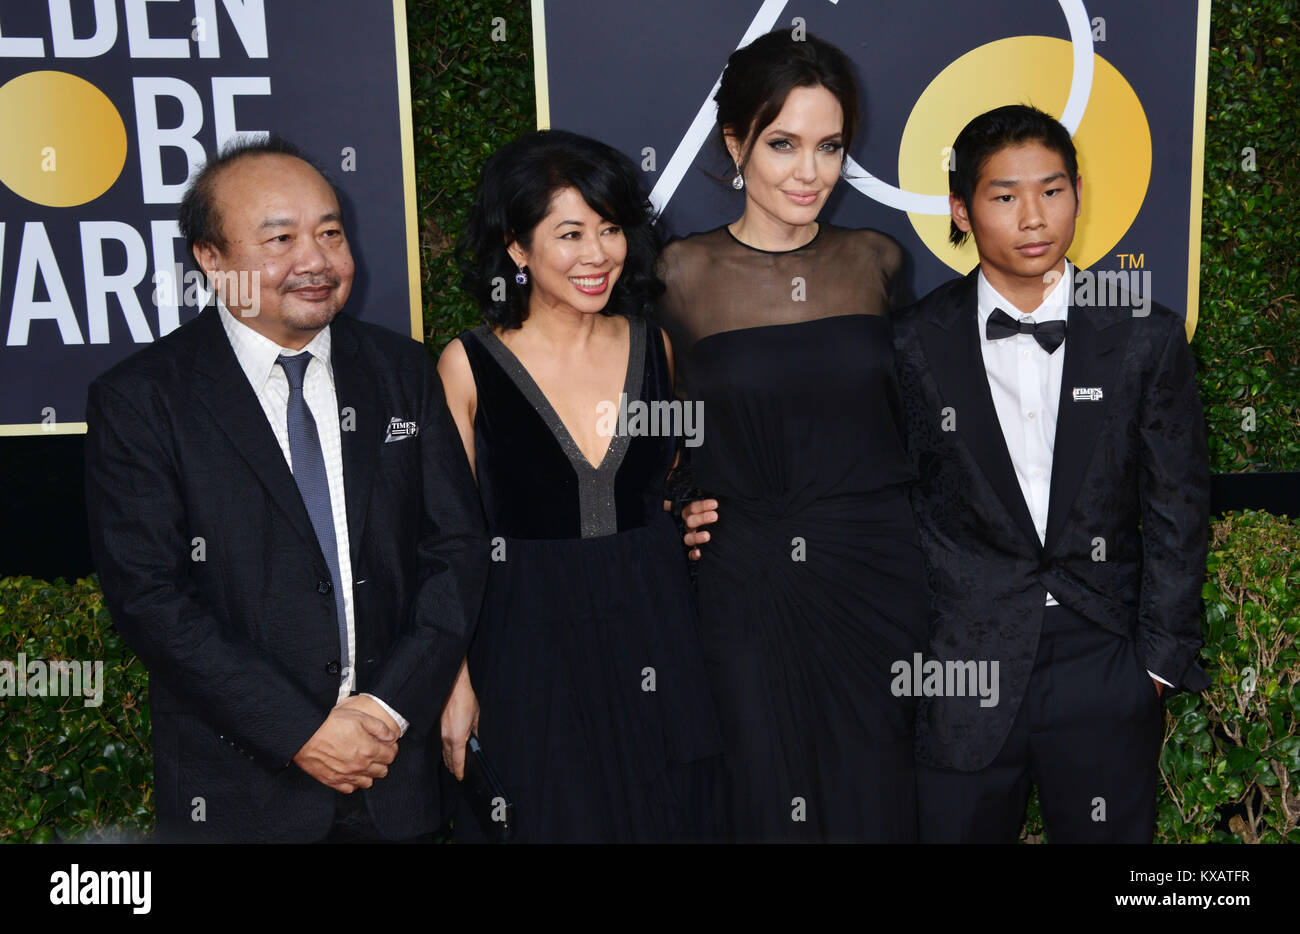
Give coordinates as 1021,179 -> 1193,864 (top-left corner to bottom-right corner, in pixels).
461,735 -> 515,842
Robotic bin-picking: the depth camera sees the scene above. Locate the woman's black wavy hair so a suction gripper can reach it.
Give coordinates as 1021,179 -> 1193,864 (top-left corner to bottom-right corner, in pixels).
456,129 -> 663,330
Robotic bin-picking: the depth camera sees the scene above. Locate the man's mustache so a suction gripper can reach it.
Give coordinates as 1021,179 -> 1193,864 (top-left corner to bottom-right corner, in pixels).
280,276 -> 341,293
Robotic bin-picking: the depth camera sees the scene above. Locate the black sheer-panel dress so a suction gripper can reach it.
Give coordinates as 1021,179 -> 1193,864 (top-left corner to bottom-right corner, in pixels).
656,224 -> 929,842
452,316 -> 721,843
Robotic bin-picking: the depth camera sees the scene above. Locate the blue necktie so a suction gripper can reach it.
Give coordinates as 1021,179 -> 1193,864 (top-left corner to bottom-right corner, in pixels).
277,352 -> 348,681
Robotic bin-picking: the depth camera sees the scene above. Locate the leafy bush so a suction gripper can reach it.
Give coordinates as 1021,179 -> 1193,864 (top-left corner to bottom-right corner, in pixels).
408,0 -> 536,350
0,577 -> 151,843
1195,1 -> 1300,472
1158,510 -> 1300,843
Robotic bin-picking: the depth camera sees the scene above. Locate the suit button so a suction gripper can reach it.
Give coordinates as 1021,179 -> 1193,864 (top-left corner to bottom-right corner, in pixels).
317,580 -> 333,595
325,660 -> 341,676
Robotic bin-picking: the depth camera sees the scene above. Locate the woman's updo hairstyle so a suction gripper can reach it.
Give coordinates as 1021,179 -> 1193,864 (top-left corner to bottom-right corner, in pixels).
713,29 -> 860,176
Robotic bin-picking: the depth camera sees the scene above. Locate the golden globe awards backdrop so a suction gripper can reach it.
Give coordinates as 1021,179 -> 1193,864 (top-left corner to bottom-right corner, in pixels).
0,0 -> 421,436
531,0 -> 1210,332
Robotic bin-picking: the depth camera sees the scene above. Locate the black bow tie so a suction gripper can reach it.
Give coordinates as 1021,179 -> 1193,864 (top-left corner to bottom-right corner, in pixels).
985,307 -> 1067,353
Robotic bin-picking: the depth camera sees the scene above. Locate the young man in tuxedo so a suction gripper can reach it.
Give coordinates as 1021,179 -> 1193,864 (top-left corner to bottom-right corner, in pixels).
84,136 -> 488,842
891,104 -> 1211,842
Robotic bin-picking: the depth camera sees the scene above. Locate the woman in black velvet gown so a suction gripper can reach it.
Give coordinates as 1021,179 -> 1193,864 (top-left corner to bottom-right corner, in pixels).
438,129 -> 719,842
660,30 -> 929,841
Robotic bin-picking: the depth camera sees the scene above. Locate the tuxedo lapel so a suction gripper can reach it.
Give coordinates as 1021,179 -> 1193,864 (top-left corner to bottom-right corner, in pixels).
189,306 -> 327,565
917,269 -> 1042,552
1043,274 -> 1130,554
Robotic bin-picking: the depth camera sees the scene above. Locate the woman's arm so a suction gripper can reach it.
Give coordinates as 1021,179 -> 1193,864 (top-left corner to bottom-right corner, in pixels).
435,337 -> 480,779
436,337 -> 479,480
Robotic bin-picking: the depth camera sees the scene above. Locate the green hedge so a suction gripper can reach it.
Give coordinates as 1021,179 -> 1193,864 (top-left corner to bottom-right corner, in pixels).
0,577 -> 152,842
408,0 -> 536,349
1160,510 -> 1300,842
4,511 -> 1296,843
1195,0 -> 1300,473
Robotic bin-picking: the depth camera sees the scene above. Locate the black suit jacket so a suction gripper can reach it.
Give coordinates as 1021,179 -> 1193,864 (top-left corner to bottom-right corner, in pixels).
893,267 -> 1211,771
84,306 -> 488,841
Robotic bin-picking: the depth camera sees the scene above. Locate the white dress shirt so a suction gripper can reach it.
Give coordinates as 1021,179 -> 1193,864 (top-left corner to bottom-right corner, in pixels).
218,303 -> 409,733
977,266 -> 1068,605
975,269 -> 1170,687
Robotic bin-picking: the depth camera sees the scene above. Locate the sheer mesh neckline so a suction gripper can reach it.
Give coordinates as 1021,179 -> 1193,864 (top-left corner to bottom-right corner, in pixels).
655,223 -> 909,397
722,222 -> 823,255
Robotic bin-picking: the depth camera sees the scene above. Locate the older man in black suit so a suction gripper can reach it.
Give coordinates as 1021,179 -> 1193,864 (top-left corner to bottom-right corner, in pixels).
84,136 -> 487,842
893,105 -> 1210,843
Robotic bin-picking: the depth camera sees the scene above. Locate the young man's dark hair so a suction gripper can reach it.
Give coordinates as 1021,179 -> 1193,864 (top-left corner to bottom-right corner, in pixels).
176,134 -> 343,261
948,104 -> 1079,247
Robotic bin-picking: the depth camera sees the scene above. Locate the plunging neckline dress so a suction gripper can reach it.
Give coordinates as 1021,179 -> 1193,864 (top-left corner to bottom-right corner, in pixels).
452,317 -> 721,842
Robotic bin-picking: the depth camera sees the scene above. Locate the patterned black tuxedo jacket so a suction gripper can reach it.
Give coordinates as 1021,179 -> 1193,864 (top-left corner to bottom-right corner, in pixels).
893,266 -> 1211,771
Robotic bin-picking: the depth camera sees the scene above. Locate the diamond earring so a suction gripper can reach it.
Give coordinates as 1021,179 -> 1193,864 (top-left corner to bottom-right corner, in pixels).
514,265 -> 528,285
731,164 -> 745,190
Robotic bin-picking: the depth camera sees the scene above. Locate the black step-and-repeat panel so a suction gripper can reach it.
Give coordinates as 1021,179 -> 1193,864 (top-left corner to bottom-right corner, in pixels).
0,0 -> 420,435
533,0 -> 1209,331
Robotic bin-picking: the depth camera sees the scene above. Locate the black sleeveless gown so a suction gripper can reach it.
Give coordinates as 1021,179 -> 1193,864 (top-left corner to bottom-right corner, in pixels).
452,317 -> 721,843
657,224 -> 929,842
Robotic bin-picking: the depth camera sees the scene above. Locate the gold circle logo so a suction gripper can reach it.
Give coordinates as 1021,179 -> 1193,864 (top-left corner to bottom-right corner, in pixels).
898,36 -> 1152,273
0,70 -> 128,207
